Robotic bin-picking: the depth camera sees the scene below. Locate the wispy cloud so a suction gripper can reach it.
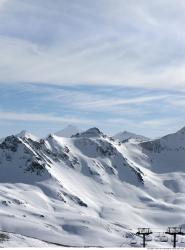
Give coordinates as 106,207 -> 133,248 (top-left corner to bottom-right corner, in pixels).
0,0 -> 7,9
167,97 -> 185,107
41,87 -> 172,112
0,1 -> 184,138
103,117 -> 184,138
0,0 -> 185,89
0,111 -> 94,125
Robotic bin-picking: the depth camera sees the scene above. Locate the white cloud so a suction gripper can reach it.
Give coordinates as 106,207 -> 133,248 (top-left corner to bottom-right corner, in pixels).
0,0 -> 7,8
167,96 -> 185,107
0,0 -> 185,89
0,111 -> 94,125
41,87 -> 171,111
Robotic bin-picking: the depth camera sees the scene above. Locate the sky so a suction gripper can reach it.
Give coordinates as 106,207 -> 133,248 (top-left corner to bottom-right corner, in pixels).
0,0 -> 185,138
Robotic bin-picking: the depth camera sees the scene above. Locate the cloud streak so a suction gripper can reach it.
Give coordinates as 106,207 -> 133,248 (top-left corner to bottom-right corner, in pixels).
0,111 -> 94,125
43,88 -> 171,112
0,1 -> 184,138
0,0 -> 185,89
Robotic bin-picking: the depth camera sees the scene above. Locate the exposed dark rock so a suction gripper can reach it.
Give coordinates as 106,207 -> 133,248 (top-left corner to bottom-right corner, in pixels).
0,136 -> 21,152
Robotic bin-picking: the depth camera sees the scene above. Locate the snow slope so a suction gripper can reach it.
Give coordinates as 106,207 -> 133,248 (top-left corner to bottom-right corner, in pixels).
0,127 -> 185,247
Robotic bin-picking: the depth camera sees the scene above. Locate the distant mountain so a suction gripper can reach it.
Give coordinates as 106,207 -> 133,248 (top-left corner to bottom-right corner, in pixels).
113,130 -> 149,142
54,125 -> 80,138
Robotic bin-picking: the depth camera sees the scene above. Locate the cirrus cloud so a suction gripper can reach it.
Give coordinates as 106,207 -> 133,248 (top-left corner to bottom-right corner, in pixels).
0,0 -> 185,90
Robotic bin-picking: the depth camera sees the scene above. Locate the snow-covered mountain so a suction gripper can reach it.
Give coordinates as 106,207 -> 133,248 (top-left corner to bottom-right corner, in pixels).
139,126 -> 185,173
113,131 -> 149,142
0,127 -> 185,247
54,125 -> 80,138
16,130 -> 40,141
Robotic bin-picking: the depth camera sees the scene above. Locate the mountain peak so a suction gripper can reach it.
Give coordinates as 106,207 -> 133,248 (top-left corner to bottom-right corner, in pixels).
16,130 -> 29,137
16,130 -> 39,141
176,126 -> 185,135
73,127 -> 104,138
113,131 -> 149,142
54,125 -> 80,138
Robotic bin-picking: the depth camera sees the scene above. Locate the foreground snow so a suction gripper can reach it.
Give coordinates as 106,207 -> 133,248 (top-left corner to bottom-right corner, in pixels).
0,231 -> 57,247
0,127 -> 185,247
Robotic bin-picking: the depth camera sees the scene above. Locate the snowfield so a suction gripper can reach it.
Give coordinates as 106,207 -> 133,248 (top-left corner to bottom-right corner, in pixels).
0,127 -> 185,247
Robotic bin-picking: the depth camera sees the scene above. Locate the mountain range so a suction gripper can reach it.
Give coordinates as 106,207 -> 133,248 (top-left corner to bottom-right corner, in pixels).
0,126 -> 185,247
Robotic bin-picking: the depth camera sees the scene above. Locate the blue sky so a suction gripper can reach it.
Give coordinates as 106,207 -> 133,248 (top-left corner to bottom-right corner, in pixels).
0,0 -> 185,138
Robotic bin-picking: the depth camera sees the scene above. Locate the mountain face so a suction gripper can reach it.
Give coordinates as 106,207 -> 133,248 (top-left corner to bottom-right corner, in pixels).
113,131 -> 149,142
54,125 -> 80,138
0,127 -> 185,247
139,126 -> 185,173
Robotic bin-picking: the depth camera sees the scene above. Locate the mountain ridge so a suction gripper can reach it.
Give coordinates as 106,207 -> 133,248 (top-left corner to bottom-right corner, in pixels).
113,130 -> 149,142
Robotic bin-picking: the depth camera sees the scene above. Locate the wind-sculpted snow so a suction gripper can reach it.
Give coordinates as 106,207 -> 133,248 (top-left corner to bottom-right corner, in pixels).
0,127 -> 185,247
